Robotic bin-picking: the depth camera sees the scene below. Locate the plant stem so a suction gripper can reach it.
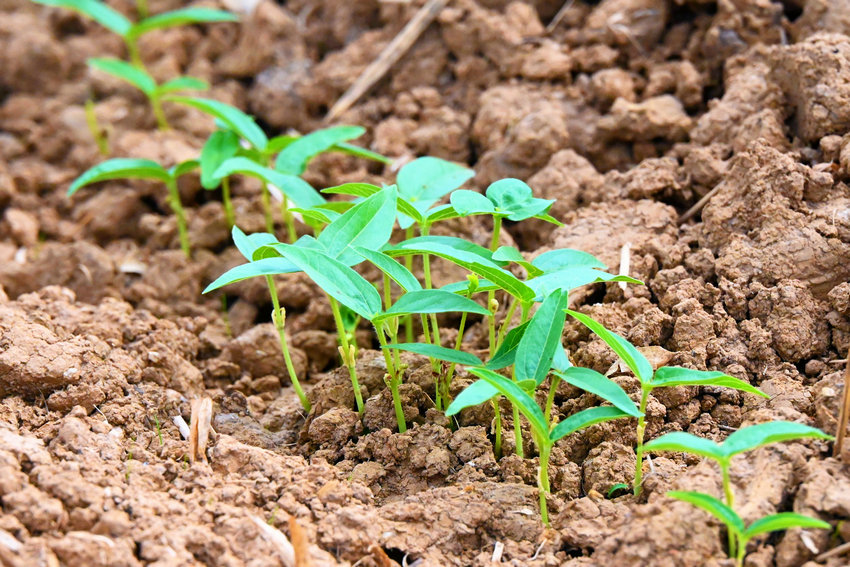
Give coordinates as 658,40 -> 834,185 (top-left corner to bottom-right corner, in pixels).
126,39 -> 143,69
721,460 -> 737,558
513,403 -> 524,458
165,178 -> 191,258
260,183 -> 274,234
492,396 -> 502,459
85,99 -> 109,155
403,227 -> 415,343
495,297 -> 519,348
443,309 -> 469,407
329,296 -> 364,414
266,276 -> 310,412
487,215 -> 503,355
150,94 -> 170,130
633,385 -> 651,496
375,323 -> 406,433
545,375 -> 561,429
382,273 -> 392,311
538,443 -> 551,526
280,195 -> 297,243
221,177 -> 235,229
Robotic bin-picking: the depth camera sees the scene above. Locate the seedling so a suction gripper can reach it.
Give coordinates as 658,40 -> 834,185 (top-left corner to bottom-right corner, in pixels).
447,366 -> 638,525
68,157 -> 198,257
567,310 -> 770,496
646,422 -> 833,563
33,0 -> 237,129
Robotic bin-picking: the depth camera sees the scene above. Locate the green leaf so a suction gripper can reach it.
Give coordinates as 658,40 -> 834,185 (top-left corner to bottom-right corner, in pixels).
643,432 -> 725,461
266,135 -> 296,154
396,157 -> 474,228
486,321 -> 529,370
290,207 -> 338,230
450,189 -> 495,216
516,290 -> 569,386
529,269 -> 643,300
231,226 -> 279,261
445,379 -> 499,416
353,247 -> 421,292
485,178 -> 554,221
386,343 -> 483,366
33,0 -> 131,36
390,236 -> 504,265
321,182 -> 381,198
551,341 -> 572,373
88,57 -> 156,96
720,422 -> 834,459
651,367 -> 767,398
213,157 -> 324,208
423,204 -> 462,225
566,310 -> 653,384
275,125 -> 366,175
555,367 -> 641,417
170,159 -> 199,178
532,248 -> 607,272
166,97 -> 267,150
550,406 -> 632,441
277,244 -> 381,320
203,257 -> 299,293
743,513 -> 831,540
68,158 -> 170,196
607,483 -> 630,498
468,367 -> 548,437
317,186 -> 397,265
157,76 -> 209,96
493,246 -> 543,278
200,130 -> 241,189
332,142 -> 391,165
668,492 -> 744,536
128,8 -> 237,40
376,289 -> 490,322
441,279 -> 500,295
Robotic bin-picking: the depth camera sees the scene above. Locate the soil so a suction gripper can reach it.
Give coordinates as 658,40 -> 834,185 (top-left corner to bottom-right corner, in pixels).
1,0 -> 850,565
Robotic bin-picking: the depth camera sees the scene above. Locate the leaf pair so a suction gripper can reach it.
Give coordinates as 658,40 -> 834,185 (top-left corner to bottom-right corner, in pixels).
450,178 -> 558,224
67,157 -> 197,196
88,58 -> 208,99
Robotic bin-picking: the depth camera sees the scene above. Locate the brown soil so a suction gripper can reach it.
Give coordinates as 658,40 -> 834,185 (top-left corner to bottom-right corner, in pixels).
2,0 -> 850,565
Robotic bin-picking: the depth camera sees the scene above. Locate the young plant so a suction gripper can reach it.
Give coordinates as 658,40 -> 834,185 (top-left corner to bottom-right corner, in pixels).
33,0 -> 237,129
645,422 -> 833,564
567,310 -> 770,496
68,157 -> 198,257
446,366 -> 639,525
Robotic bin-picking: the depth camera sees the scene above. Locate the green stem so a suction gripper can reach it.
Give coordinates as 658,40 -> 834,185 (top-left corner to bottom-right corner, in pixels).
329,296 -> 363,414
545,375 -> 561,429
126,39 -> 143,69
735,534 -> 746,567
260,183 -> 274,234
403,227 -> 415,343
513,403 -> 524,458
633,385 -> 651,496
280,195 -> 297,243
85,99 -> 109,156
375,323 -> 406,433
721,461 -> 737,558
150,93 -> 170,131
487,216 -> 503,356
166,178 -> 190,258
382,273 -> 392,311
221,177 -> 235,229
265,276 -> 310,412
538,443 -> 551,526
443,309 -> 469,407
492,397 -> 502,460
495,297 -> 519,348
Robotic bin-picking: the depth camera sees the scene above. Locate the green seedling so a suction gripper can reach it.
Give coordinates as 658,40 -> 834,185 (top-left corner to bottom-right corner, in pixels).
567,310 -> 770,496
646,422 -> 833,563
33,0 -> 236,129
447,366 -> 638,525
85,98 -> 109,155
69,157 -> 198,257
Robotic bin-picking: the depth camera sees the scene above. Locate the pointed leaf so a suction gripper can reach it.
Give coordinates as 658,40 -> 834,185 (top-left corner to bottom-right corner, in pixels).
353,247 -> 421,292
321,182 -> 381,198
88,57 -> 156,95
214,157 -> 324,208
550,406 -> 632,441
450,189 -> 495,216
166,97 -> 267,150
529,269 -> 643,300
277,244 -> 381,320
386,343 -> 483,367
203,257 -> 300,293
555,367 -> 641,417
276,125 -> 366,175
129,8 -> 237,40
486,321 -> 529,370
668,492 -> 744,536
318,186 -> 396,264
566,310 -> 653,384
231,226 -> 279,261
445,379 -> 499,416
644,432 -> 725,462
720,422 -> 834,459
376,289 -> 490,322
69,158 -> 170,196
532,248 -> 607,272
485,178 -> 554,221
169,159 -> 199,178
332,142 -> 391,164
743,513 -> 831,540
516,290 -> 569,386
651,367 -> 767,398
493,246 -> 543,278
468,367 -> 548,437
396,157 -> 474,228
33,0 -> 131,36
551,341 -> 572,373
200,130 -> 240,189
157,76 -> 209,95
